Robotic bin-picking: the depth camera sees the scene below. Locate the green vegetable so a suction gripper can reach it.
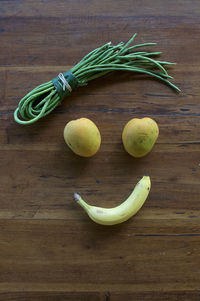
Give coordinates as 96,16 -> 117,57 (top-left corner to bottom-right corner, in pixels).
14,34 -> 180,125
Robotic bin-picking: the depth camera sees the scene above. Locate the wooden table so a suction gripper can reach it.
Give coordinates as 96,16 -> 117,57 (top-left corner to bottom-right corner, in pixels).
0,1 -> 200,300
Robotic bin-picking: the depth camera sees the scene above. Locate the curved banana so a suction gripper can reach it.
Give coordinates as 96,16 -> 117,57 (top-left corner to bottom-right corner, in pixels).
74,175 -> 151,225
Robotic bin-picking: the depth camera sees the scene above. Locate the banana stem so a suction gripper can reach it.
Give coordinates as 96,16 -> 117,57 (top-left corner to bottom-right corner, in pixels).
74,193 -> 90,211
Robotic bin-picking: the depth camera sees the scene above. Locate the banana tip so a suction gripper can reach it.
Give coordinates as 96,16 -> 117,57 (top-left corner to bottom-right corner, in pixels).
74,193 -> 81,202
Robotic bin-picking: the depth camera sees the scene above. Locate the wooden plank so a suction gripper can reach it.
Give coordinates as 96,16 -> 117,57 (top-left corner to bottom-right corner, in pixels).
0,220 -> 199,287
0,66 -> 198,117
0,291 -> 200,301
0,3 -> 199,66
1,0 -> 200,18
0,144 -> 199,211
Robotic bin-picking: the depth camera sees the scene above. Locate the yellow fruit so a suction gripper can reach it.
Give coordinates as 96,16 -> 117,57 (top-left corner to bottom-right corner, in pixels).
74,176 -> 151,225
122,117 -> 159,158
64,118 -> 101,157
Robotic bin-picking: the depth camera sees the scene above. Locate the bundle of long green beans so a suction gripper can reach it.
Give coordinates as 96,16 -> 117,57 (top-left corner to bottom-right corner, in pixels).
14,34 -> 180,124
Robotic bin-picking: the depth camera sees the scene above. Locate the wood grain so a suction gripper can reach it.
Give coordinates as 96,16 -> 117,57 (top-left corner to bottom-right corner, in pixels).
0,0 -> 200,300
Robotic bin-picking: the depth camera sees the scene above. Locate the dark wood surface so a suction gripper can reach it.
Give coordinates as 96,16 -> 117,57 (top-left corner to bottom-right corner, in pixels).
1,1 -> 200,300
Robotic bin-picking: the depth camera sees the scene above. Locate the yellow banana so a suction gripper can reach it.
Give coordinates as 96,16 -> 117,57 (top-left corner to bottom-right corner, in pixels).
74,175 -> 151,225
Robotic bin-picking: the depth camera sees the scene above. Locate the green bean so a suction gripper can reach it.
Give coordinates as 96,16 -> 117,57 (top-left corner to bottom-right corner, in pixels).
14,35 -> 180,124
